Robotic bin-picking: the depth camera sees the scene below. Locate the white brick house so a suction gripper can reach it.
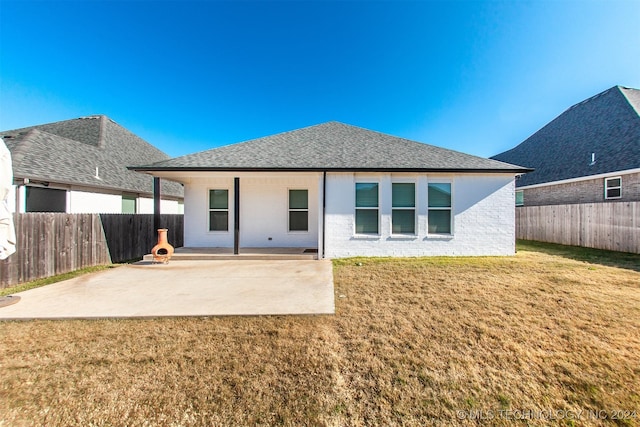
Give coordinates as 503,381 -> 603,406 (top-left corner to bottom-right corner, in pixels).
1,115 -> 184,214
132,122 -> 529,258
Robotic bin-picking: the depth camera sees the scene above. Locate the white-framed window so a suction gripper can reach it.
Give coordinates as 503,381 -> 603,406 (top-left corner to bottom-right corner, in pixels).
355,182 -> 379,234
122,194 -> 137,214
604,177 -> 621,200
392,182 -> 415,234
428,182 -> 452,234
515,190 -> 524,207
288,189 -> 308,232
209,189 -> 229,231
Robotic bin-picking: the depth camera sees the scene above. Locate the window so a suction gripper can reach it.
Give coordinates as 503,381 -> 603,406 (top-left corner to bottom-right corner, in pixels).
515,190 -> 524,207
355,183 -> 379,234
428,183 -> 452,234
289,189 -> 308,231
605,177 -> 621,200
392,183 -> 415,234
122,195 -> 136,214
25,187 -> 66,212
209,189 -> 229,231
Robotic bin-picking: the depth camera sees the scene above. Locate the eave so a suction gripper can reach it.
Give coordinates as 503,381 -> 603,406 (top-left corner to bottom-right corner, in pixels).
129,166 -> 533,174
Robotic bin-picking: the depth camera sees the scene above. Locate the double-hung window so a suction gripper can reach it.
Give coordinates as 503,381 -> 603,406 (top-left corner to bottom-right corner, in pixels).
604,177 -> 621,200
392,183 -> 415,234
289,189 -> 308,231
355,183 -> 379,234
428,183 -> 452,234
209,189 -> 229,231
515,190 -> 524,207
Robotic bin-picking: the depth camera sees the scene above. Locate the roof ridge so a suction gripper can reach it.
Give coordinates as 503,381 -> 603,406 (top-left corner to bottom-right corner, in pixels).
6,129 -> 39,169
618,86 -> 640,117
336,121 -> 510,163
97,115 -> 107,148
564,86 -> 618,113
101,117 -> 172,159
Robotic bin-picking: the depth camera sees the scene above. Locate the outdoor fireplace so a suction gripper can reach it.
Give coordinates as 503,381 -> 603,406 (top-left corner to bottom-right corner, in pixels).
151,228 -> 174,263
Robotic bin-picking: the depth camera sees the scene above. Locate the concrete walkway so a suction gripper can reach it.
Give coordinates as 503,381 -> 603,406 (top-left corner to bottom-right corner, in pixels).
0,260 -> 334,320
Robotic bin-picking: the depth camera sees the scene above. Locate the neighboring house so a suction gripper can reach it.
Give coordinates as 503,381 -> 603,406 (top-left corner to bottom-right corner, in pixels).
132,122 -> 529,258
0,115 -> 184,214
491,85 -> 640,206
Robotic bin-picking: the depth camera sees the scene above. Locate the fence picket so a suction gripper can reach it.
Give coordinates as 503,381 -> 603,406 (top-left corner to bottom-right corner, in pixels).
516,201 -> 639,254
0,213 -> 184,288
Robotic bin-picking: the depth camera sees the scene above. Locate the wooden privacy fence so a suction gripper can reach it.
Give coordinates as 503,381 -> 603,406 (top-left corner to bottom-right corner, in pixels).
0,213 -> 184,287
99,214 -> 183,263
516,201 -> 640,254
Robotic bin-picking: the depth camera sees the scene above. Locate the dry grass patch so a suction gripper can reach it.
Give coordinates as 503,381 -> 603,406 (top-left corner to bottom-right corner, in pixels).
1,242 -> 639,426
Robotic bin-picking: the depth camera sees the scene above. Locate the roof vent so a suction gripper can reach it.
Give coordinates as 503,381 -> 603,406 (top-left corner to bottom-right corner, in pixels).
589,152 -> 596,166
94,166 -> 102,180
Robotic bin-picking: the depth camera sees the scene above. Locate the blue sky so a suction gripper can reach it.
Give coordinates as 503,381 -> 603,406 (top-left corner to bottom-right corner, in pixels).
1,0 -> 639,159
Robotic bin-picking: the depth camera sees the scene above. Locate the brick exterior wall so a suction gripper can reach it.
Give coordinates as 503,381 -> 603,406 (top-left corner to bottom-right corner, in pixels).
325,173 -> 516,257
521,172 -> 640,206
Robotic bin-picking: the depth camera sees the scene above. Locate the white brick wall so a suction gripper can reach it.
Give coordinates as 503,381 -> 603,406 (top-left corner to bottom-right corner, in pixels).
324,172 -> 516,257
180,171 -> 517,256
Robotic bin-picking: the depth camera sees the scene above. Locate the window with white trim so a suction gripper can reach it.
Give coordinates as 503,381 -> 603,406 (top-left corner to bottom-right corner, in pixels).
289,189 -> 308,232
122,194 -> 137,214
428,183 -> 452,234
604,177 -> 621,200
515,190 -> 524,207
355,183 -> 379,234
209,189 -> 229,231
392,183 -> 415,234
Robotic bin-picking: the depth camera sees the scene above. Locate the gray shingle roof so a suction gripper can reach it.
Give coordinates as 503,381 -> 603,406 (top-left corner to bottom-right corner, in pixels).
491,85 -> 640,187
1,116 -> 183,198
133,122 -> 527,173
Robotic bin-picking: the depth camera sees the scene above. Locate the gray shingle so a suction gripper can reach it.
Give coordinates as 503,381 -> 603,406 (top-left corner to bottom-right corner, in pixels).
133,122 -> 527,172
1,116 -> 183,198
491,85 -> 640,187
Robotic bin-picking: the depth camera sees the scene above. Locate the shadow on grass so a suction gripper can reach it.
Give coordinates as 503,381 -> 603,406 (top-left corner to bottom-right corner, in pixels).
517,239 -> 640,273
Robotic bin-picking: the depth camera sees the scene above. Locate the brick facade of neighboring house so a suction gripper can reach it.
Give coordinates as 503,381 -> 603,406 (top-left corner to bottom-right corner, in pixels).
492,86 -> 640,206
518,171 -> 640,206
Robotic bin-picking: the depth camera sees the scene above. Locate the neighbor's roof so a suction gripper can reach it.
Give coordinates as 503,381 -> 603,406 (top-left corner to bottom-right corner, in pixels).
1,116 -> 183,198
491,85 -> 640,187
132,122 -> 528,173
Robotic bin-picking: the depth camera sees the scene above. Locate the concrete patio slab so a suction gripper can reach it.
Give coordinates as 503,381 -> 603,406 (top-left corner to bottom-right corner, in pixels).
0,260 -> 334,320
143,247 -> 318,261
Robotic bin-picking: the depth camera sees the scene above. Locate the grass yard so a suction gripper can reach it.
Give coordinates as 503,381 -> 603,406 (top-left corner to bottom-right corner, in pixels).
1,241 -> 639,426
